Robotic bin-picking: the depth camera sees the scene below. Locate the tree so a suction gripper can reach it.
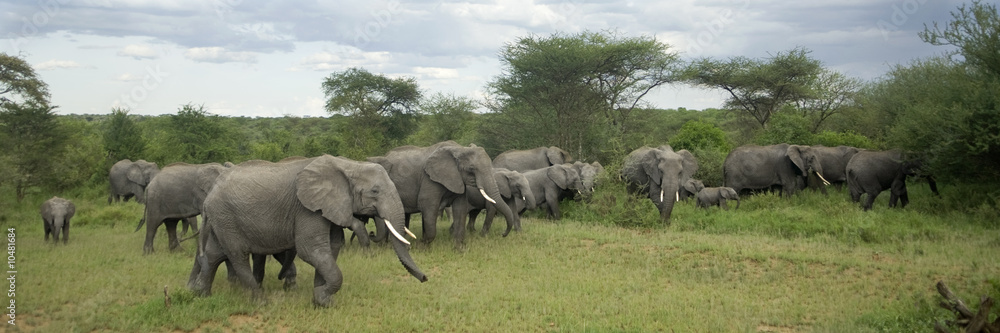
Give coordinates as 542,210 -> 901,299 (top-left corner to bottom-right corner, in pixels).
685,47 -> 822,130
485,31 -> 681,159
0,53 -> 50,107
103,107 -> 145,163
164,104 -> 237,164
408,93 -> 478,146
919,0 -> 1000,79
0,102 -> 66,201
321,67 -> 421,157
794,70 -> 863,133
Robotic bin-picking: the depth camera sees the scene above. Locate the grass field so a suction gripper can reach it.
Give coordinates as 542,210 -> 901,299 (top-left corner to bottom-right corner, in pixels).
1,183 -> 997,332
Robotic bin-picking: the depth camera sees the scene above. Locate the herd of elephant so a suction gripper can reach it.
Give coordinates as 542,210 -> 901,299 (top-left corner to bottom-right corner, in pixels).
37,141 -> 935,307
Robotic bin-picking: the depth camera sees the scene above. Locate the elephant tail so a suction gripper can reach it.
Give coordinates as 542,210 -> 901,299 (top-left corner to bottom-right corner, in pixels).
135,204 -> 148,232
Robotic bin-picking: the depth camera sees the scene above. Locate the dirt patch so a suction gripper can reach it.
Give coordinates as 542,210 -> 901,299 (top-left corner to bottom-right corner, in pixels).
757,323 -> 800,332
173,314 -> 290,333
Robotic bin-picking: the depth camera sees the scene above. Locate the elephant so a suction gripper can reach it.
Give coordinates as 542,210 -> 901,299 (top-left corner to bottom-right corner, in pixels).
723,144 -> 822,196
368,141 -> 517,246
794,145 -> 861,194
108,159 -> 159,204
492,146 -> 573,172
696,187 -> 741,210
561,161 -> 604,202
679,179 -> 706,201
188,155 -> 427,307
846,150 -> 939,211
41,196 -> 75,244
459,168 -> 537,236
136,162 -> 229,254
521,164 -> 583,220
622,145 -> 698,224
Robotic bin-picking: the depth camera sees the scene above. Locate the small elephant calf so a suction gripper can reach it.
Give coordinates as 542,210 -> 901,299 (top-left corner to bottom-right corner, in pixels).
696,187 -> 740,210
41,196 -> 75,244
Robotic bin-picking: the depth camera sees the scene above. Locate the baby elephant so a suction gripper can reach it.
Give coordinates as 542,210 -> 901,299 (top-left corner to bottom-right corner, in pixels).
696,187 -> 740,210
41,196 -> 76,244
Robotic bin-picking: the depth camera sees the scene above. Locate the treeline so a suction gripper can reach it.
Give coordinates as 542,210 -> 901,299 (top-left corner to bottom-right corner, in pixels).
1,1 -> 997,203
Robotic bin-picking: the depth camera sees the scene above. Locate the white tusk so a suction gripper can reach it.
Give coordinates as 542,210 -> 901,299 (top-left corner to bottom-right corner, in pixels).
659,189 -> 664,202
404,227 -> 416,239
480,188 -> 497,204
675,191 -> 679,202
815,171 -> 831,186
384,219 -> 410,245
522,196 -> 526,201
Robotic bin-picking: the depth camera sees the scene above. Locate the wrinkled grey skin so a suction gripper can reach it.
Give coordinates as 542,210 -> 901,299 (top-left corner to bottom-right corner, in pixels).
41,196 -> 75,244
723,144 -> 818,196
188,155 -> 427,307
459,168 -> 537,236
493,146 -> 573,173
108,159 -> 159,204
368,141 -> 517,247
137,162 -> 228,254
696,187 -> 740,210
522,164 -> 582,220
622,146 -> 698,225
795,145 -> 861,194
679,179 -> 706,201
195,214 -> 299,291
846,150 -> 939,211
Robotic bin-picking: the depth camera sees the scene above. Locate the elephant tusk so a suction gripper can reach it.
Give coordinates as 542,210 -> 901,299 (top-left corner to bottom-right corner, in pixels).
659,189 -> 664,202
676,191 -> 679,202
404,227 -> 417,239
384,219 -> 410,245
480,188 -> 497,204
815,171 -> 831,186
522,196 -> 526,201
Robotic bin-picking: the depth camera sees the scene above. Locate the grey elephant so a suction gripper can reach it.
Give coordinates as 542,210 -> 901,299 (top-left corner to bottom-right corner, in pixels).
492,146 -> 573,172
41,196 -> 75,244
622,145 -> 698,224
460,168 -> 537,236
723,144 -> 823,196
188,155 -> 427,307
136,162 -> 229,254
522,164 -> 582,220
696,187 -> 740,210
679,179 -> 706,201
846,150 -> 939,211
368,141 -> 517,246
795,145 -> 861,194
108,159 -> 159,204
562,161 -> 604,202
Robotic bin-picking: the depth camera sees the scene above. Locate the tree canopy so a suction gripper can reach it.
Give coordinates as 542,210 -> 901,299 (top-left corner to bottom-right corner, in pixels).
321,67 -> 422,158
0,53 -> 50,107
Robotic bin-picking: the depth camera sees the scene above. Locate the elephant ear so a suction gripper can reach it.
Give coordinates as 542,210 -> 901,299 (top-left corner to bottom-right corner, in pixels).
724,187 -> 739,200
494,172 -> 513,198
425,146 -> 465,194
787,145 -> 807,173
683,179 -> 701,194
546,147 -> 566,165
296,155 -> 354,228
677,149 -> 699,181
127,164 -> 146,184
547,166 -> 572,189
196,164 -> 226,194
641,150 -> 663,186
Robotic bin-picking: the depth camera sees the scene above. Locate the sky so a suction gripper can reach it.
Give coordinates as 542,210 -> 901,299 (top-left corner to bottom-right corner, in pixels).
1,0 -> 964,117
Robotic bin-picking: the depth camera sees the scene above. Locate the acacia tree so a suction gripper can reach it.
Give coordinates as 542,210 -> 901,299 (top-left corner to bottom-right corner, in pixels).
485,31 -> 681,159
685,47 -> 822,130
164,104 -> 236,164
103,107 -> 146,163
321,67 -> 421,158
408,93 -> 478,146
920,0 -> 1000,79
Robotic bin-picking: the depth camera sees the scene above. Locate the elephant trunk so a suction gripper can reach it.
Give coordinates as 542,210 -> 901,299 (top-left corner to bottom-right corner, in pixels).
656,179 -> 679,225
52,217 -> 64,242
480,174 -> 517,236
523,189 -> 537,211
735,197 -> 741,210
383,208 -> 427,282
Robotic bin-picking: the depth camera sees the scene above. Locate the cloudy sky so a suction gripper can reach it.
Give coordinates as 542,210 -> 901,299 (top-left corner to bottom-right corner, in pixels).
1,0 -> 963,117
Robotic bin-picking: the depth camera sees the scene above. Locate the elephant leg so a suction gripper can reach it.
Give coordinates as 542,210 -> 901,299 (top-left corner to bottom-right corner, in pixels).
275,250 -> 298,290
545,189 -> 561,220
482,205 -> 497,236
252,254 -> 267,286
144,218 -> 159,254
296,223 -> 341,307
720,199 -> 728,211
190,231 -> 227,296
43,222 -> 51,242
862,192 -> 879,211
216,245 -> 258,295
449,199 -> 470,247
420,208 -> 439,244
348,218 -> 370,248
849,186 -> 862,203
165,219 -> 181,251
62,223 -> 69,244
467,209 -> 481,233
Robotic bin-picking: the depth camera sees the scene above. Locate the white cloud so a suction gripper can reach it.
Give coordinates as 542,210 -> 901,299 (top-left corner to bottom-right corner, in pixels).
413,67 -> 460,80
184,47 -> 257,64
291,49 -> 393,71
35,60 -> 90,70
117,44 -> 159,59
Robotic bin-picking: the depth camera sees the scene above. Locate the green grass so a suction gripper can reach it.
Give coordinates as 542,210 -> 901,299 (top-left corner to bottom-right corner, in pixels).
2,183 -> 998,332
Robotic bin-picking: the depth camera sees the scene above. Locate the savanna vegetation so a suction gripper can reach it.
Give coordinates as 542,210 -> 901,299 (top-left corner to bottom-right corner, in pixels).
1,1 -> 998,332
